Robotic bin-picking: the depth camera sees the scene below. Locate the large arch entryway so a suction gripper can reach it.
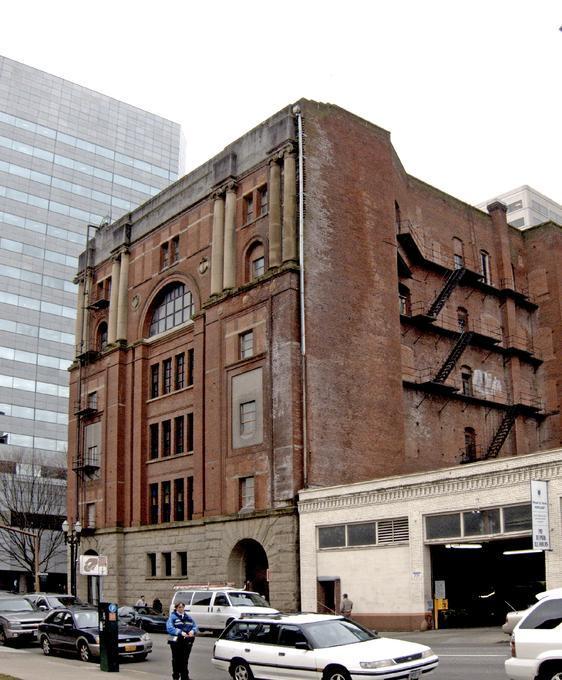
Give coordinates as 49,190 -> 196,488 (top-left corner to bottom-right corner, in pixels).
227,539 -> 270,601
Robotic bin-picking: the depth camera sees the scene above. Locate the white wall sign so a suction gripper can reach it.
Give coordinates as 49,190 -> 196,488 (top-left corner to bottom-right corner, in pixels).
80,555 -> 108,576
531,480 -> 550,551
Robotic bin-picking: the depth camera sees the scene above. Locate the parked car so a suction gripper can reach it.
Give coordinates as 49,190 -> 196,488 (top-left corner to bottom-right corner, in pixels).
118,605 -> 167,633
212,613 -> 439,680
24,593 -> 84,611
171,587 -> 279,632
505,592 -> 562,679
502,588 -> 562,635
38,606 -> 152,662
0,595 -> 48,645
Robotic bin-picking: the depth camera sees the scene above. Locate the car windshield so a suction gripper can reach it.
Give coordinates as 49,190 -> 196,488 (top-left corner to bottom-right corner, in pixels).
74,611 -> 99,628
0,598 -> 35,612
228,592 -> 269,607
304,619 -> 378,649
47,596 -> 82,608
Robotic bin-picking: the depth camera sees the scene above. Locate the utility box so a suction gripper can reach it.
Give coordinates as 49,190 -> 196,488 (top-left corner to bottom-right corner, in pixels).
99,602 -> 119,672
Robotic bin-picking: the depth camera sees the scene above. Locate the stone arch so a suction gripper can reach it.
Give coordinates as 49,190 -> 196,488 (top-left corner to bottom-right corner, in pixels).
227,538 -> 270,600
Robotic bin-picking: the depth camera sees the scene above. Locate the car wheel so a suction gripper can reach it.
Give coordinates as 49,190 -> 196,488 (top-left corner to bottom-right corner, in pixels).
230,660 -> 254,680
542,672 -> 562,680
41,635 -> 52,656
78,640 -> 92,662
323,666 -> 351,680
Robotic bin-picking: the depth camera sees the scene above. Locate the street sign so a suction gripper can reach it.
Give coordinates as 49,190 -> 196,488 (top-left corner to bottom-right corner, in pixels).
79,554 -> 108,576
434,580 -> 446,599
531,480 -> 550,550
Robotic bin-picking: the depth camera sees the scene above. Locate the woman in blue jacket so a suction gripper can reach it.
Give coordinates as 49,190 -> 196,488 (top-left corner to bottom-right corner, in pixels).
166,601 -> 198,680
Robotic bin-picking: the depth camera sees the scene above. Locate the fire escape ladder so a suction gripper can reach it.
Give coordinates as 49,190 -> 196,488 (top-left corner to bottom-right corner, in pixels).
427,267 -> 466,318
485,405 -> 519,459
433,331 -> 474,384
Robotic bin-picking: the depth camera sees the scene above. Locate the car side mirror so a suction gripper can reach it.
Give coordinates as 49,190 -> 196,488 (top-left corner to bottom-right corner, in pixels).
295,641 -> 309,650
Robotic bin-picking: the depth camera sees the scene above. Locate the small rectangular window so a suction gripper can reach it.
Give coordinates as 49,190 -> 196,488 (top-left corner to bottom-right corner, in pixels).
239,476 -> 255,511
174,478 -> 185,521
171,236 -> 180,263
162,420 -> 171,457
160,242 -> 170,269
252,256 -> 265,279
162,358 -> 172,394
162,552 -> 172,577
503,504 -> 532,533
175,416 -> 184,454
147,552 -> 156,577
186,413 -> 194,452
258,185 -> 268,216
239,330 -> 254,360
175,353 -> 185,390
426,513 -> 461,539
318,525 -> 346,549
463,508 -> 500,536
187,348 -> 194,387
187,476 -> 194,520
347,522 -> 376,546
149,483 -> 159,524
244,194 -> 254,223
177,551 -> 188,577
86,502 -> 96,529
149,423 -> 159,459
240,401 -> 256,436
480,251 -> 491,285
87,392 -> 98,410
150,364 -> 159,399
162,481 -> 171,522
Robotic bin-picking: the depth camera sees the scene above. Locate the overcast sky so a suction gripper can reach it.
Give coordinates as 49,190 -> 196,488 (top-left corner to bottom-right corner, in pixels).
2,0 -> 560,206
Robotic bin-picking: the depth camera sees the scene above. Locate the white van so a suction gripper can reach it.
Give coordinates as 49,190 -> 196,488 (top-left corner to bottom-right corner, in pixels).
170,587 -> 279,632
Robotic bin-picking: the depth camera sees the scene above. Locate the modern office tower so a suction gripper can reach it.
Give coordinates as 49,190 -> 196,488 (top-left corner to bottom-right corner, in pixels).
477,185 -> 562,230
0,55 -> 182,590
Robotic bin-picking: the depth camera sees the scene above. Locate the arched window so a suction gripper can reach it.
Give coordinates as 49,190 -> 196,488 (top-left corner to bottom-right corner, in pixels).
97,322 -> 108,352
149,283 -> 194,337
461,365 -> 473,396
457,307 -> 469,331
453,237 -> 464,269
464,427 -> 477,462
246,242 -> 265,282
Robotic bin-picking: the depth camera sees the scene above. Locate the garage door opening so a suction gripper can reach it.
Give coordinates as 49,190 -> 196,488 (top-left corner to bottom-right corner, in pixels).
430,536 -> 545,627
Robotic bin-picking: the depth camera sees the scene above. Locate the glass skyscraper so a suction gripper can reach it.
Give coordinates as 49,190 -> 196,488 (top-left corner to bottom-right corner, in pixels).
0,55 -> 183,587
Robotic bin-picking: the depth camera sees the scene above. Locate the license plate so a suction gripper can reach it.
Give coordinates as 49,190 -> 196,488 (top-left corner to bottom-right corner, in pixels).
409,670 -> 422,680
124,644 -> 138,652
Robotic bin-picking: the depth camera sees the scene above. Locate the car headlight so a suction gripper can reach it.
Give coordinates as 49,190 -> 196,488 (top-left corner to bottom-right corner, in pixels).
360,659 -> 395,669
421,649 -> 434,658
141,633 -> 151,641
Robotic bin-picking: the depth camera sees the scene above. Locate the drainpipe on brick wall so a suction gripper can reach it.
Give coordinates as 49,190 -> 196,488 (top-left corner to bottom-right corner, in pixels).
293,104 -> 308,487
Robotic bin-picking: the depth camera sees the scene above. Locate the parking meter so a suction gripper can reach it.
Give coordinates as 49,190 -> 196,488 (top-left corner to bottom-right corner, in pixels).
99,602 -> 119,672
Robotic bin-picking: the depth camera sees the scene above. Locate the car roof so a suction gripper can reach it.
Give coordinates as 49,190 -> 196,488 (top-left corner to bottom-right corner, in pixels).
232,613 -> 346,625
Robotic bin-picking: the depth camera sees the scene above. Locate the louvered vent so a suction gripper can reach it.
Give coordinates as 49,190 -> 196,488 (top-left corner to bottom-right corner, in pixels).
378,517 -> 409,544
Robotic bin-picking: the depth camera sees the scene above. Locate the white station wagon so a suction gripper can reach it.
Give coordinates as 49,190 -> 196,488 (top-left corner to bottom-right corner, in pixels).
212,613 -> 439,680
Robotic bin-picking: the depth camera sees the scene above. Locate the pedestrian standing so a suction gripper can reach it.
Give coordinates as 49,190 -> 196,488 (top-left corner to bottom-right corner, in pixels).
341,593 -> 353,617
166,601 -> 198,680
152,597 -> 163,613
135,594 -> 147,607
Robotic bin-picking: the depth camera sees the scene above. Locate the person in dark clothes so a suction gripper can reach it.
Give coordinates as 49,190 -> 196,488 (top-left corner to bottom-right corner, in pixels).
152,597 -> 163,613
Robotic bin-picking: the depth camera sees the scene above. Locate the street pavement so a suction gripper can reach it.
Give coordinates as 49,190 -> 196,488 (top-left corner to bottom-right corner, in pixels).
0,627 -> 510,679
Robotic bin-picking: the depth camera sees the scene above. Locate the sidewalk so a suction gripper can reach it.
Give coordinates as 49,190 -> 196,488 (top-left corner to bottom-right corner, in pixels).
0,646 -> 147,680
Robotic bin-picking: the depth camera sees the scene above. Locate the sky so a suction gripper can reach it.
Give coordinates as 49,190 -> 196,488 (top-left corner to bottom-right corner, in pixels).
2,0 -> 560,207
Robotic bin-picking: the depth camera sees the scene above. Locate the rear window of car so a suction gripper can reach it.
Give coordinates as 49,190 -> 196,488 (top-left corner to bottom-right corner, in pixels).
224,621 -> 260,641
520,599 -> 562,630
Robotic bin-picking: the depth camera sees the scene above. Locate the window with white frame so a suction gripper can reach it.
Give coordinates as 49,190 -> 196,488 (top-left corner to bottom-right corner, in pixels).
239,330 -> 254,360
239,476 -> 255,511
240,400 -> 257,436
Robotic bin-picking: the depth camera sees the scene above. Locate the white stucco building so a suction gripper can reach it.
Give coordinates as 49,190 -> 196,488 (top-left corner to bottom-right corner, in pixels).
299,448 -> 562,631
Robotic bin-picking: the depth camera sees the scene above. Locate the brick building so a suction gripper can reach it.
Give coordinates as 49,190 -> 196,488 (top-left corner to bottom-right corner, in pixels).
67,101 -> 561,611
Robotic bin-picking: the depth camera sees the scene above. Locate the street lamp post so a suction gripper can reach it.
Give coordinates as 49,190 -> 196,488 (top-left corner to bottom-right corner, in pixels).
62,519 -> 82,596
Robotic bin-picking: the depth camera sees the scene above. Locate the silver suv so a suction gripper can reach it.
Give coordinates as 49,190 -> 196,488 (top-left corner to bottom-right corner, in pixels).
505,593 -> 562,680
0,595 -> 47,645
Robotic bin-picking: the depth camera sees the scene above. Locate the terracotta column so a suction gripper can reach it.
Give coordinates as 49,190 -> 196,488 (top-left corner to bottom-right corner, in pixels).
116,249 -> 129,342
282,148 -> 297,262
268,160 -> 282,267
108,256 -> 121,344
74,279 -> 85,357
223,183 -> 237,290
210,193 -> 225,295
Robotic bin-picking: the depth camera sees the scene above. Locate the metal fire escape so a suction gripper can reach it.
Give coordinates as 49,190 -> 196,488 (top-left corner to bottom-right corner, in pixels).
484,405 -> 519,459
426,267 -> 466,318
432,331 -> 474,384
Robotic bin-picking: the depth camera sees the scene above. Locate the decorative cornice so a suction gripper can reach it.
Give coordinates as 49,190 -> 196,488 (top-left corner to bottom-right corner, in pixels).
298,452 -> 562,514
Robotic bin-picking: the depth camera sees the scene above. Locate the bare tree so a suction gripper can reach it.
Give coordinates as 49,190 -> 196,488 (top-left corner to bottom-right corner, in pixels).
0,450 -> 66,578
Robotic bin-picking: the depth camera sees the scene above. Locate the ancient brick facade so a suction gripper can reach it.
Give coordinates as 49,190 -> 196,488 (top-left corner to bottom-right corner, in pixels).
67,101 -> 561,608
